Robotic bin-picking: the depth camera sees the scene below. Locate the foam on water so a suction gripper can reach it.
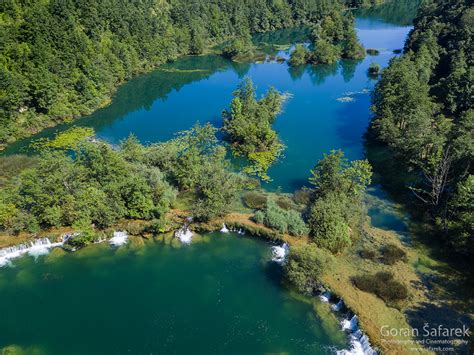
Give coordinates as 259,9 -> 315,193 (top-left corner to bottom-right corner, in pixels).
341,315 -> 359,332
331,300 -> 344,312
220,224 -> 229,233
271,243 -> 289,264
337,315 -> 376,354
319,291 -> 331,303
109,231 -> 129,247
175,226 -> 193,244
0,237 -> 64,267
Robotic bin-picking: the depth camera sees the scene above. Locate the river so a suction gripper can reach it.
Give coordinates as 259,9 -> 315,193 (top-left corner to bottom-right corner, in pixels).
0,5 -> 417,354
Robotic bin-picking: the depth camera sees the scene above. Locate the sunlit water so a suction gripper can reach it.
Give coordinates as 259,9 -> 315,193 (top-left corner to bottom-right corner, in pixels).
0,234 -> 348,354
0,7 -> 417,354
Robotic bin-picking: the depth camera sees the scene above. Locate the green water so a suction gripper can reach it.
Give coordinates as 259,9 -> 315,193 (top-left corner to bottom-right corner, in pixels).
0,5 -> 419,354
0,234 -> 346,354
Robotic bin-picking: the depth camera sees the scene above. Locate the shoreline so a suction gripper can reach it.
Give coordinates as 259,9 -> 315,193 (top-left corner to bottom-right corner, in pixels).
0,210 -> 435,354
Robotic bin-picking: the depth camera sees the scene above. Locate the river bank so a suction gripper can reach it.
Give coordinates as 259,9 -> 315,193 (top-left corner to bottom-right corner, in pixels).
0,206 -> 442,354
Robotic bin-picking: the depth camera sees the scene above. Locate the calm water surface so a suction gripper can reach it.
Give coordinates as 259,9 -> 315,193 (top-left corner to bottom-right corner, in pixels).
1,7 -> 416,354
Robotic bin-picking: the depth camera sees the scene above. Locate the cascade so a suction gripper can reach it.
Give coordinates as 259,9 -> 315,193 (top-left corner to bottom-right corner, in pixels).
109,231 -> 129,247
271,243 -> 289,264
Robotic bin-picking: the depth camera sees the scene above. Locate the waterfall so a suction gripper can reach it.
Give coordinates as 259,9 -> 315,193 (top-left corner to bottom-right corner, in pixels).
220,224 -> 229,233
337,315 -> 376,354
319,291 -> 331,303
175,225 -> 193,244
341,315 -> 359,332
337,330 -> 376,355
237,229 -> 245,235
271,243 -> 289,264
0,237 -> 64,267
331,300 -> 344,312
109,231 -> 129,247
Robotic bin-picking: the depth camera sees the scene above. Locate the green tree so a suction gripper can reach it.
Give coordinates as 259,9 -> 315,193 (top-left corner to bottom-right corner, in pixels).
289,44 -> 309,66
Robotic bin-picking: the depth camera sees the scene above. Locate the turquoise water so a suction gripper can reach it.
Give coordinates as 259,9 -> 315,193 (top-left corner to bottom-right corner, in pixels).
4,16 -> 412,193
0,7 -> 417,354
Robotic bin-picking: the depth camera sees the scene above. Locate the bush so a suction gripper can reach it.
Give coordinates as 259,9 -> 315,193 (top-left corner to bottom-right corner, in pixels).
286,209 -> 310,236
254,200 -> 308,236
309,192 -> 351,253
253,210 -> 265,225
381,244 -> 407,265
368,62 -> 381,76
242,191 -> 268,209
352,271 -> 408,303
285,244 -> 331,294
264,201 -> 288,233
222,36 -> 254,59
288,44 -> 309,66
293,187 -> 312,205
366,48 -> 380,55
276,197 -> 293,210
359,248 -> 377,261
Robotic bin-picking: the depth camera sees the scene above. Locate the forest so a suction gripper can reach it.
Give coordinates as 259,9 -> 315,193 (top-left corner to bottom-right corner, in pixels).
369,0 -> 473,256
0,0 -> 355,150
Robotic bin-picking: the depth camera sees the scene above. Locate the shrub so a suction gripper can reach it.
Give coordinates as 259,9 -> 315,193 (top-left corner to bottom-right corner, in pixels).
352,271 -> 408,303
380,244 -> 407,265
276,197 -> 293,210
253,200 -> 308,237
368,62 -> 381,76
285,244 -> 331,294
359,248 -> 377,261
264,201 -> 288,233
286,209 -> 310,236
293,187 -> 312,205
366,48 -> 380,56
309,192 -> 351,253
288,44 -> 309,66
242,191 -> 268,209
253,210 -> 265,225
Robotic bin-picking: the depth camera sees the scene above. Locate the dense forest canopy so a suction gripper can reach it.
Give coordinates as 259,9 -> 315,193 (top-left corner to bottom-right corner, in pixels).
0,0 -> 353,149
370,0 -> 473,255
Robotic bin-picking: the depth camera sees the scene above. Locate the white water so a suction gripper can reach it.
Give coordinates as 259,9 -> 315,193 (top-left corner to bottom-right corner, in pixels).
341,315 -> 359,332
271,243 -> 289,264
109,231 -> 129,247
175,225 -> 193,244
337,330 -> 376,355
319,291 -> 331,303
220,224 -> 229,233
331,300 -> 344,312
0,237 -> 64,267
338,315 -> 376,355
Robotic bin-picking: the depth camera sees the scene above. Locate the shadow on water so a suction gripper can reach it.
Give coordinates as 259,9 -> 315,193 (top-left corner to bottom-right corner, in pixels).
334,87 -> 371,151
2,55 -> 242,155
307,63 -> 339,86
353,0 -> 422,26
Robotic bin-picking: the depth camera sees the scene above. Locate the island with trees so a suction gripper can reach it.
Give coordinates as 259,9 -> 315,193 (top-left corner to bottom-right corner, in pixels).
0,0 -> 472,354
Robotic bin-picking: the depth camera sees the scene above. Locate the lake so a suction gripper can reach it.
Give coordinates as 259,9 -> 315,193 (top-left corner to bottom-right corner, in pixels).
0,5 -> 416,354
